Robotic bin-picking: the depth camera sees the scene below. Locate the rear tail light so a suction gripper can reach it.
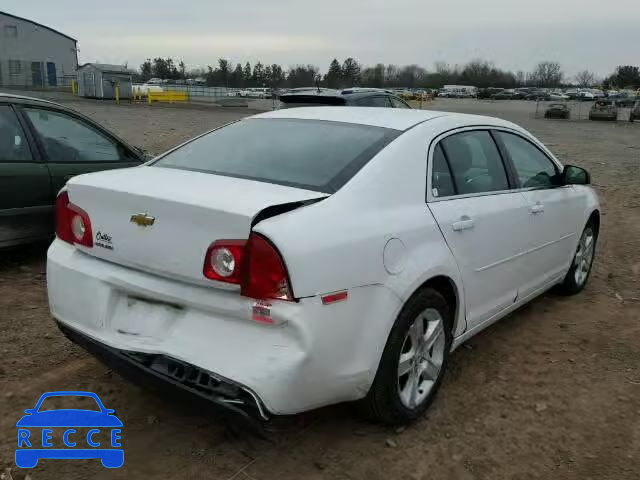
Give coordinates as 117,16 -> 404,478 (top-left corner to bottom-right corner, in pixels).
203,240 -> 246,283
55,191 -> 93,247
203,233 -> 293,301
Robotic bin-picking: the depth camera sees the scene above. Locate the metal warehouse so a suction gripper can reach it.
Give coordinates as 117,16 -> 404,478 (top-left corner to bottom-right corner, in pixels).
0,11 -> 78,88
76,63 -> 133,99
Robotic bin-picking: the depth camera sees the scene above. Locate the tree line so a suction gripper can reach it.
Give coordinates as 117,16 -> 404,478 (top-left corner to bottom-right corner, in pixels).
137,57 -> 640,90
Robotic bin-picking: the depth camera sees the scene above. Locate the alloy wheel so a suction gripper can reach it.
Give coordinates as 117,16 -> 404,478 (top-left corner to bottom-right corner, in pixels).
397,308 -> 446,409
573,227 -> 595,287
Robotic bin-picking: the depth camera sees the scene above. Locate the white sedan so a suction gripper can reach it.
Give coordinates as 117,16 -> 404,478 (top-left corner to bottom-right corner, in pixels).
48,107 -> 600,425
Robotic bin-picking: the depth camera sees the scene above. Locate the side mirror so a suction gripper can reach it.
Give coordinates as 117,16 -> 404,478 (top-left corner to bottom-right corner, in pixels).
562,165 -> 590,185
24,409 -> 33,414
105,409 -> 115,414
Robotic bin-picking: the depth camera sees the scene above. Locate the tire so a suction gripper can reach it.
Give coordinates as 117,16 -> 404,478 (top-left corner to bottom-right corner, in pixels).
556,222 -> 597,295
360,287 -> 452,424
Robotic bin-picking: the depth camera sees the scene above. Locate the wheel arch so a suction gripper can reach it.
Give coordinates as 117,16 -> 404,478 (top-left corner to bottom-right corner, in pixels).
587,209 -> 600,234
403,274 -> 463,337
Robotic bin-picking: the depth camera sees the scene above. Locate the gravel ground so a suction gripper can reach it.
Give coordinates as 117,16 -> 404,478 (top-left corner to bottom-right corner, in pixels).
0,95 -> 639,480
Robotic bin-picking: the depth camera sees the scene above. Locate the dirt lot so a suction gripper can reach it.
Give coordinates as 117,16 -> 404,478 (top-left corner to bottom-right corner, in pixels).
1,97 -> 639,480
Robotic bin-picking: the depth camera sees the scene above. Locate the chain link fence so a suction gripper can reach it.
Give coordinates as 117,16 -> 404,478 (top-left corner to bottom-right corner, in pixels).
0,59 -> 74,91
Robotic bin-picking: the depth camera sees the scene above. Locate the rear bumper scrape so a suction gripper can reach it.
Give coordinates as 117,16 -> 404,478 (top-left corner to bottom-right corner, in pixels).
57,322 -> 269,423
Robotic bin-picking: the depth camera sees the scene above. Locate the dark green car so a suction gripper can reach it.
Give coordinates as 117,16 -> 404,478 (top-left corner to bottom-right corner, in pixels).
0,94 -> 145,247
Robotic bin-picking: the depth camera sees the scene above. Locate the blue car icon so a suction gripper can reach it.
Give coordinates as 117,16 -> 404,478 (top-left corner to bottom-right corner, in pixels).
16,391 -> 123,468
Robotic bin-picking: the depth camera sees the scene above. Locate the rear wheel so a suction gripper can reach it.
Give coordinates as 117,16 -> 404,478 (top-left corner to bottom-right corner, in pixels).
360,288 -> 452,424
557,223 -> 597,295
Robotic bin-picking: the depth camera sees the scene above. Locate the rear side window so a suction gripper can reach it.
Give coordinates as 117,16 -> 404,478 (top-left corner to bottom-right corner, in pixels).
390,97 -> 411,108
431,144 -> 455,197
0,105 -> 32,162
24,108 -> 122,163
353,96 -> 391,107
440,131 -> 509,195
153,118 -> 400,193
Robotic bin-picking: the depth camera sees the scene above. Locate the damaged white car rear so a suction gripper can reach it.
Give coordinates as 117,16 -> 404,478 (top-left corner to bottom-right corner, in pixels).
48,107 -> 600,425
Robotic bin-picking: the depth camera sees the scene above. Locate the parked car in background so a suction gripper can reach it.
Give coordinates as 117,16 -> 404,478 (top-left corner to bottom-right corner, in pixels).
549,92 -> 570,101
608,91 -> 638,107
589,99 -> 618,121
243,88 -> 271,99
577,90 -> 595,101
279,88 -> 411,108
0,94 -> 145,247
565,89 -> 580,100
630,100 -> 640,122
440,85 -> 478,98
525,90 -> 551,101
437,90 -> 453,98
491,89 -> 516,100
49,107 -> 599,425
477,88 -> 504,99
544,103 -> 570,119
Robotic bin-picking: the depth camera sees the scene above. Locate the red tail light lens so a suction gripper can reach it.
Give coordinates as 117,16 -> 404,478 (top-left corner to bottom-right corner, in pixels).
203,233 -> 293,301
241,233 -> 293,301
55,191 -> 93,247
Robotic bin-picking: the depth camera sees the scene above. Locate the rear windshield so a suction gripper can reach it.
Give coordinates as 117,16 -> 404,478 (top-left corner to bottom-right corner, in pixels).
279,95 -> 346,108
153,118 -> 400,193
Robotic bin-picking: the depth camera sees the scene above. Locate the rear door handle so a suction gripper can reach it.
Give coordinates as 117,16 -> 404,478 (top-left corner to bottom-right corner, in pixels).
530,202 -> 545,214
452,217 -> 475,231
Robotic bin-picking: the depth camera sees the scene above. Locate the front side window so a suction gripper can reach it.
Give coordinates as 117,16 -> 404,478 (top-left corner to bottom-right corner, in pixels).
0,105 -> 32,162
495,131 -> 558,188
440,131 -> 509,195
353,96 -> 391,107
153,118 -> 400,193
24,108 -> 122,163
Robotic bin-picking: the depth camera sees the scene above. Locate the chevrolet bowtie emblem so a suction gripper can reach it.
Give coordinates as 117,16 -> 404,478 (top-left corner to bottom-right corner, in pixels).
130,212 -> 155,227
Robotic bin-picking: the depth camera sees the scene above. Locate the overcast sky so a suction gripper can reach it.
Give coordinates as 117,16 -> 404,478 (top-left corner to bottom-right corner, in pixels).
3,0 -> 638,77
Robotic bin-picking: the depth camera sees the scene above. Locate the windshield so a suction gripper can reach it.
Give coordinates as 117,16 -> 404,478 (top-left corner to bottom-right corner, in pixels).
38,395 -> 101,412
153,118 -> 400,193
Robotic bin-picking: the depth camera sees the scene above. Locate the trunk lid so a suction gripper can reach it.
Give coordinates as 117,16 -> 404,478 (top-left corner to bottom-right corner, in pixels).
66,166 -> 326,285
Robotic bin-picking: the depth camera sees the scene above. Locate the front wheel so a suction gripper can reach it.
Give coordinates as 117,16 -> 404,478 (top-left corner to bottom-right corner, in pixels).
360,288 -> 452,424
556,223 -> 597,295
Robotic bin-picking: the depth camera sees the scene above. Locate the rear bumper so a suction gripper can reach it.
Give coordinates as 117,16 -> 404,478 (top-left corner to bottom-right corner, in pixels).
57,321 -> 268,427
48,240 -> 402,415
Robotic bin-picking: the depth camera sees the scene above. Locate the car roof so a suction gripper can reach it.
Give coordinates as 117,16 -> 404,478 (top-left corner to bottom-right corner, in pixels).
0,93 -> 140,152
280,88 -> 396,99
253,106 -> 520,132
0,92 -> 68,109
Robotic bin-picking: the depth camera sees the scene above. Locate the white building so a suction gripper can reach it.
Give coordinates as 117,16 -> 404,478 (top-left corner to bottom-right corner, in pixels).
0,10 -> 78,88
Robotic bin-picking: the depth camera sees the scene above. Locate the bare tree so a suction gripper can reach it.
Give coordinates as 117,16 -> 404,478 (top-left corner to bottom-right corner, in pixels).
531,61 -> 563,88
574,70 -> 595,87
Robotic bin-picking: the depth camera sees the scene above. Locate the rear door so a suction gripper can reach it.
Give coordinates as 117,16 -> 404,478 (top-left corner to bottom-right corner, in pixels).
0,104 -> 52,246
17,106 -> 141,195
427,129 -> 532,328
494,130 -> 585,295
